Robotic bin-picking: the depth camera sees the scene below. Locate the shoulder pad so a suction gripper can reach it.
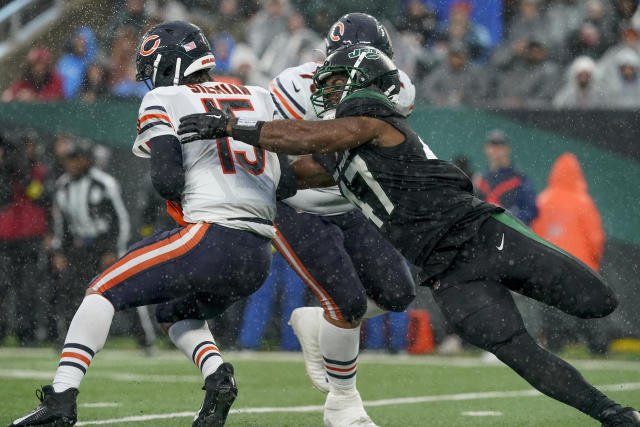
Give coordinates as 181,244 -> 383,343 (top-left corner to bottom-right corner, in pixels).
270,62 -> 319,120
341,88 -> 394,107
336,88 -> 400,119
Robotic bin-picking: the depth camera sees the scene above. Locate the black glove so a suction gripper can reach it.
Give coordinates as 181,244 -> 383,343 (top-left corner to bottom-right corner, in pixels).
178,109 -> 231,143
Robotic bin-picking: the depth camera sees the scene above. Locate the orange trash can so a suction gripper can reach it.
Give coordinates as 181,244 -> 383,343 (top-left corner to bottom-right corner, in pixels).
406,309 -> 435,354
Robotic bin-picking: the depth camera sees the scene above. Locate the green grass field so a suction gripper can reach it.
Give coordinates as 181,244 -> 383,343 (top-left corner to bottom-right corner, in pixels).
1,347 -> 639,426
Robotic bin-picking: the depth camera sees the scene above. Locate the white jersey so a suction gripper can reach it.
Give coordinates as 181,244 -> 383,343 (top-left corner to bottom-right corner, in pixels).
133,82 -> 280,238
269,62 -> 416,216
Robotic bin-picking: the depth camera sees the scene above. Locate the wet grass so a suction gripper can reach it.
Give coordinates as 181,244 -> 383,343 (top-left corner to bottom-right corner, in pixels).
1,347 -> 639,426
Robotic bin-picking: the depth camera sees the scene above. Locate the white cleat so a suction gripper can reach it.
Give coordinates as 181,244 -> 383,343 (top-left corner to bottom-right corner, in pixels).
289,306 -> 329,393
323,390 -> 378,427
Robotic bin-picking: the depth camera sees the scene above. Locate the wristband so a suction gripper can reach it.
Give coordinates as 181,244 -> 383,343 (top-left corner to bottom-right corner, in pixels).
230,118 -> 265,147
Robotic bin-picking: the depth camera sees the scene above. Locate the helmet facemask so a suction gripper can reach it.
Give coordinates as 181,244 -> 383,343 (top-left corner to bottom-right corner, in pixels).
311,48 -> 401,118
311,64 -> 367,117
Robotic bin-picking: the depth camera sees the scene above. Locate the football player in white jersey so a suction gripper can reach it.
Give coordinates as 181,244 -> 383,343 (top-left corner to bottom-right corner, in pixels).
268,13 -> 417,427
9,21 -> 296,427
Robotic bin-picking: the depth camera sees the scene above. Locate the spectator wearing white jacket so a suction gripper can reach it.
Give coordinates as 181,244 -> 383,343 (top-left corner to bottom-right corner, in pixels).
553,56 -> 605,108
599,47 -> 640,108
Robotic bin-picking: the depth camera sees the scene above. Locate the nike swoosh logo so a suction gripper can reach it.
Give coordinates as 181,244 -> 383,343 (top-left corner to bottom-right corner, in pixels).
292,82 -> 301,93
13,407 -> 44,424
496,233 -> 505,251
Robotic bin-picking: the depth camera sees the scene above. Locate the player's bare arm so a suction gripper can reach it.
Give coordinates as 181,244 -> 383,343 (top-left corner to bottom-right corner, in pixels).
178,112 -> 404,154
249,115 -> 406,153
289,155 -> 336,188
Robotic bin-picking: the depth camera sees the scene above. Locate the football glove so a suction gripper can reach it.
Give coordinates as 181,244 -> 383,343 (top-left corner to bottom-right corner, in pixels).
178,110 -> 230,143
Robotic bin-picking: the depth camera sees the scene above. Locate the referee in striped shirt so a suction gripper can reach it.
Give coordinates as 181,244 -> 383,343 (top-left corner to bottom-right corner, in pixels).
50,138 -> 155,349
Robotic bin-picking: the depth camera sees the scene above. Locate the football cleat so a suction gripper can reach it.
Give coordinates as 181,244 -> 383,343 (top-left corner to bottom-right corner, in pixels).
289,307 -> 329,393
8,385 -> 78,426
323,390 -> 378,427
601,406 -> 640,427
192,362 -> 238,427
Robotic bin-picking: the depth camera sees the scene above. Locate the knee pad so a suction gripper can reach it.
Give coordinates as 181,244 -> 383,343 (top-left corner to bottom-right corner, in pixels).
383,292 -> 416,313
490,329 -> 532,356
579,287 -> 618,319
335,293 -> 367,323
155,296 -> 211,324
453,304 -> 525,352
574,286 -> 618,319
368,283 -> 416,313
155,301 -> 192,324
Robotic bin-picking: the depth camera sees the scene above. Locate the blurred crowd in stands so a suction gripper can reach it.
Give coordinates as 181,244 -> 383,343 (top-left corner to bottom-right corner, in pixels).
3,0 -> 640,109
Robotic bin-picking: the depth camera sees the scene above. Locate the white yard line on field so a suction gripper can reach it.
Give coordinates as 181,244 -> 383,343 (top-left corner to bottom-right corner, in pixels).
2,348 -> 640,371
80,403 -> 121,408
461,411 -> 503,416
0,368 -> 202,383
73,382 -> 640,426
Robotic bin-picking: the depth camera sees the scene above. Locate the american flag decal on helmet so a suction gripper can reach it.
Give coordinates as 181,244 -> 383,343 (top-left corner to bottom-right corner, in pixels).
183,41 -> 196,52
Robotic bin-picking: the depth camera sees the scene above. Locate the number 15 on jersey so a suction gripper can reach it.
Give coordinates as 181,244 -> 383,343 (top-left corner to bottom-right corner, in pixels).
201,97 -> 266,176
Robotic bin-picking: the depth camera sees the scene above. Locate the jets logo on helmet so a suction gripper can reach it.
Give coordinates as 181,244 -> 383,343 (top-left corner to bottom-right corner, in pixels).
348,48 -> 380,59
330,22 -> 345,42
140,35 -> 161,56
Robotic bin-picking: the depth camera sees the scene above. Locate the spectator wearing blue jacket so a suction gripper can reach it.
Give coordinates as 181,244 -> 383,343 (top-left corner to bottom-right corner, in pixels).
211,33 -> 236,74
433,1 -> 494,63
424,0 -> 503,48
474,130 -> 538,225
56,27 -> 97,100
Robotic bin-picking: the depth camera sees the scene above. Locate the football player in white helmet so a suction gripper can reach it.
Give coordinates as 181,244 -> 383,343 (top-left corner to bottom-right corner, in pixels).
268,12 -> 417,427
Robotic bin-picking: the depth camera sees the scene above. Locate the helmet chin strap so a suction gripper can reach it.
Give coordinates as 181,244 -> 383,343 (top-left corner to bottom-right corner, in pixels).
340,50 -> 368,103
384,85 -> 396,96
173,57 -> 182,85
152,54 -> 162,88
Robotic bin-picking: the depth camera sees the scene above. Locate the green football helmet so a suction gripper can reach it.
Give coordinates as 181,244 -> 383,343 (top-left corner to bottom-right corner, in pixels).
311,43 -> 400,117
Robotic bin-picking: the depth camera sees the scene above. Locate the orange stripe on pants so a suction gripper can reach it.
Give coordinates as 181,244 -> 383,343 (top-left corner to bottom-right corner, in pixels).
272,227 -> 344,321
90,223 -> 210,294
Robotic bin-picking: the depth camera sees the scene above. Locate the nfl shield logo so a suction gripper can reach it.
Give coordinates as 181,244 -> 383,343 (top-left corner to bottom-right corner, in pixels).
183,41 -> 196,52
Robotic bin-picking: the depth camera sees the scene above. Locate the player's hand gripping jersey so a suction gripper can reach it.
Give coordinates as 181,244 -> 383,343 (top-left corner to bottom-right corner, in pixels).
133,82 -> 281,238
270,62 -> 415,216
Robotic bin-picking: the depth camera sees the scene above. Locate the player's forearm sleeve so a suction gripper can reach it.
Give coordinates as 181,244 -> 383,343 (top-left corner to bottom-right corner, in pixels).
275,154 -> 297,201
150,135 -> 184,201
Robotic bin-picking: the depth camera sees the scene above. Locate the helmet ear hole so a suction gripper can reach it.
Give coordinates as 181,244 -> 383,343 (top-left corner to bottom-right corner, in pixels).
143,64 -> 154,77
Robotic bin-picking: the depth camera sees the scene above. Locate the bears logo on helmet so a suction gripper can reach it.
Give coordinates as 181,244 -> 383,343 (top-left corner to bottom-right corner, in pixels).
135,21 -> 216,89
140,35 -> 161,57
329,22 -> 345,42
325,13 -> 393,59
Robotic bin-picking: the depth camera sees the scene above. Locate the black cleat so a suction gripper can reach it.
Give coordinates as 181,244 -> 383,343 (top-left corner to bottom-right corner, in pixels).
602,406 -> 640,427
7,385 -> 78,426
192,363 -> 238,427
